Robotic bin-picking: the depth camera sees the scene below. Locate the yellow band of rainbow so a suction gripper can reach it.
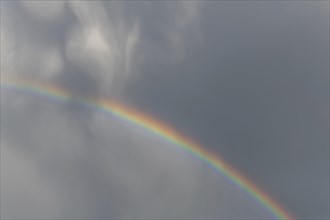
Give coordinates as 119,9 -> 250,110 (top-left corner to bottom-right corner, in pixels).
0,76 -> 294,220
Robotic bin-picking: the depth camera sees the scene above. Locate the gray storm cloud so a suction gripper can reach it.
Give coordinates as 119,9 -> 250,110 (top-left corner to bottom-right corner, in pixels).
1,1 -> 329,219
1,1 -> 273,219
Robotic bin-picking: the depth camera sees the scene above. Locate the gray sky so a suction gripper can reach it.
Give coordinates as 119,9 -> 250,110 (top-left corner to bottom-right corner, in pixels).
1,1 -> 329,219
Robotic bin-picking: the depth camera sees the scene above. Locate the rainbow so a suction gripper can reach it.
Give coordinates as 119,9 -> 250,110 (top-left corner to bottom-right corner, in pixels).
0,75 -> 294,220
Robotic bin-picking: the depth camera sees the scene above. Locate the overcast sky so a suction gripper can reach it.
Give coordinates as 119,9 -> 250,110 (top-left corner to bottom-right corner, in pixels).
1,1 -> 329,219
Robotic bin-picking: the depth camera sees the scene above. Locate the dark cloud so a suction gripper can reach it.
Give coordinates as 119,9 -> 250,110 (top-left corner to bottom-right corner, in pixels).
1,1 -> 329,219
122,2 -> 329,219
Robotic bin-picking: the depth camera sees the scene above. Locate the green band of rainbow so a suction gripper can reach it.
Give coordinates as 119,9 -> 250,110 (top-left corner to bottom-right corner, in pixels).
0,76 -> 294,220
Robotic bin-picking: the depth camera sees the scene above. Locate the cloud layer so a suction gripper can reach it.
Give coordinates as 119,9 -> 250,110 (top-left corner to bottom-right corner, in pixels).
1,1 -> 329,219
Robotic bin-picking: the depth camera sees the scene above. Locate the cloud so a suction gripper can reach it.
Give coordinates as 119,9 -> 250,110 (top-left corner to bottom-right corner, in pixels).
1,1 -> 328,219
119,2 -> 329,219
0,1 -> 274,217
1,141 -> 61,218
19,1 -> 65,22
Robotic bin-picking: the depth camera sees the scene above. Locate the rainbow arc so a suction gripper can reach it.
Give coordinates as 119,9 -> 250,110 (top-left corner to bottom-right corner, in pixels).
0,76 -> 294,220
